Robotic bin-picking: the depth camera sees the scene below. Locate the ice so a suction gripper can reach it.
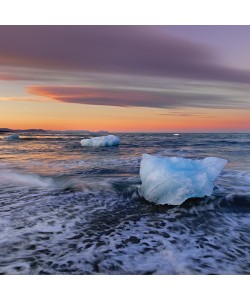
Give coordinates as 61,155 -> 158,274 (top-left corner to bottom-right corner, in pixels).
80,135 -> 120,147
139,154 -> 227,205
4,134 -> 20,140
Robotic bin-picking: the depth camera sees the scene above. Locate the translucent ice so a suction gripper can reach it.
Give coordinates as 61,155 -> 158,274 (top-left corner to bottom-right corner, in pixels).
80,135 -> 120,147
4,134 -> 20,141
139,154 -> 227,205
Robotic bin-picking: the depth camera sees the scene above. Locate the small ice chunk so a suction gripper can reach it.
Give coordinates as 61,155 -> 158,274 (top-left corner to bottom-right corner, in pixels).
139,154 -> 227,205
80,135 -> 120,147
4,134 -> 20,141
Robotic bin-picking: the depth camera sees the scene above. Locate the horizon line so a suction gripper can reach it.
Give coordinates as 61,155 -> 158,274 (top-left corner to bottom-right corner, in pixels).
1,127 -> 250,134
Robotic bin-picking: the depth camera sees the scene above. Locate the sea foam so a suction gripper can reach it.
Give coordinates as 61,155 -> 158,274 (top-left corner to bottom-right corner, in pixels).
0,170 -> 54,189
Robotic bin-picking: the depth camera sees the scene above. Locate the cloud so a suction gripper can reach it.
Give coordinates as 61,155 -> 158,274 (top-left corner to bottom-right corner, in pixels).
0,26 -> 250,84
27,85 -> 242,109
158,112 -> 215,117
0,68 -> 60,82
0,74 -> 25,81
0,73 -> 43,81
0,97 -> 44,103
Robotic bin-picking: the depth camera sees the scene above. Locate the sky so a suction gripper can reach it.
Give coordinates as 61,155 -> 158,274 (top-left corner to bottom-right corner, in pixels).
0,25 -> 250,132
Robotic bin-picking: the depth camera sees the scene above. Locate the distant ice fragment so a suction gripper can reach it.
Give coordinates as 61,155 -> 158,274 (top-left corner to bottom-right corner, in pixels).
4,134 -> 20,141
173,133 -> 179,136
139,154 -> 227,205
80,135 -> 120,147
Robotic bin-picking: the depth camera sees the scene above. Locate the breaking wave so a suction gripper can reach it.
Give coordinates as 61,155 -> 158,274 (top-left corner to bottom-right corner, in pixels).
0,170 -> 54,189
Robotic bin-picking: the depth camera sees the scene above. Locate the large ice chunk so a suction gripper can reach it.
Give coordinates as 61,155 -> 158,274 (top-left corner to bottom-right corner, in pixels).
80,135 -> 120,147
139,154 -> 227,205
4,134 -> 20,141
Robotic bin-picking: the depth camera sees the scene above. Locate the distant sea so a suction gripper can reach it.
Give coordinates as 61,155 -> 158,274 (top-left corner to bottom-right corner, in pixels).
0,132 -> 249,274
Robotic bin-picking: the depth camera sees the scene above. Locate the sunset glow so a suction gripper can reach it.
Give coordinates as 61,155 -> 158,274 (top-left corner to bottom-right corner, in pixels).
0,26 -> 250,132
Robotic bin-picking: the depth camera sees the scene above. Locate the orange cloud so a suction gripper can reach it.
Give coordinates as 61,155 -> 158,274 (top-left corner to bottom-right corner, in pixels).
27,85 -> 232,109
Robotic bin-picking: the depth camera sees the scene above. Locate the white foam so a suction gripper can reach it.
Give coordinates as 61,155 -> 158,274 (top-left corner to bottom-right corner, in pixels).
80,135 -> 120,147
139,154 -> 227,205
0,170 -> 54,189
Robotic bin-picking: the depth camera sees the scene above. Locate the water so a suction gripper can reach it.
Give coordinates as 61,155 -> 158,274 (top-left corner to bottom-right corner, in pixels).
0,132 -> 249,274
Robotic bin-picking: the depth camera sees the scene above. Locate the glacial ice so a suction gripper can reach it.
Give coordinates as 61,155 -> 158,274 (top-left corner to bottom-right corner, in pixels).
4,134 -> 20,141
80,135 -> 120,147
139,154 -> 227,205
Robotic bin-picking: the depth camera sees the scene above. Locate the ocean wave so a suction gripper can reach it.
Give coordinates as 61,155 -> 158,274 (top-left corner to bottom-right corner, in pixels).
0,168 -> 115,196
0,132 -> 250,275
58,177 -> 113,194
0,170 -> 55,189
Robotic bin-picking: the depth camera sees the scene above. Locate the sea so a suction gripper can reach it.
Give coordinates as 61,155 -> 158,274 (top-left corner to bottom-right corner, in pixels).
0,132 -> 249,275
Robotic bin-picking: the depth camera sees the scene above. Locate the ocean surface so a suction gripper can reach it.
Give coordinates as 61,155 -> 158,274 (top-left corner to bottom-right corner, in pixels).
0,132 -> 249,275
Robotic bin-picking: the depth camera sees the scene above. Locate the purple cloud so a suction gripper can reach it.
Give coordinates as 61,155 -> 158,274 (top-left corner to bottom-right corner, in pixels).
158,112 -> 215,117
27,85 -> 236,109
0,26 -> 250,83
0,73 -> 47,81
